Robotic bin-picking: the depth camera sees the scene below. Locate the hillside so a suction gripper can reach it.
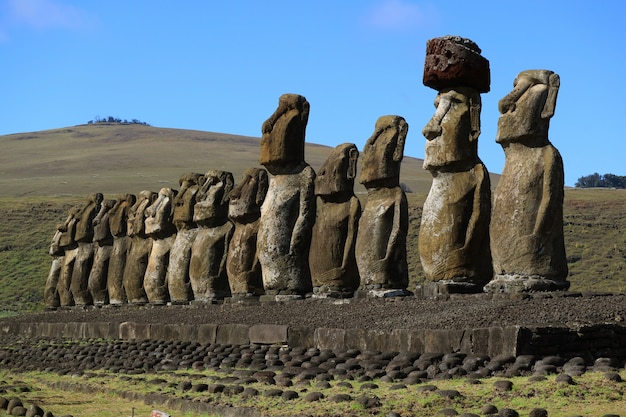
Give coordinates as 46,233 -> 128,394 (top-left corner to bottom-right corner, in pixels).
0,123 -> 437,198
0,124 -> 624,313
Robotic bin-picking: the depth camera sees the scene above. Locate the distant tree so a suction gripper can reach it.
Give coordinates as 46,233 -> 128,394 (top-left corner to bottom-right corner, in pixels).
86,116 -> 150,126
575,172 -> 626,189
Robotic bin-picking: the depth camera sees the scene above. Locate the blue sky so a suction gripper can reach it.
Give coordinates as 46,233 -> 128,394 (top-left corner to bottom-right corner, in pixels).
1,0 -> 624,186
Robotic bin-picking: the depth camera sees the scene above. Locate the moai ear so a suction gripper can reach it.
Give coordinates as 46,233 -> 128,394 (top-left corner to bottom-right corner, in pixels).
221,172 -> 235,205
469,97 -> 481,142
541,73 -> 560,119
347,148 -> 359,180
256,169 -> 269,207
393,119 -> 408,163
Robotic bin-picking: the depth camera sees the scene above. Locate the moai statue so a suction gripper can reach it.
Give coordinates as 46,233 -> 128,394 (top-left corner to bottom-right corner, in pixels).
310,143 -> 361,298
418,36 -> 493,295
123,190 -> 157,304
227,168 -> 268,299
257,94 -> 316,299
107,193 -> 136,305
355,116 -> 410,297
87,198 -> 116,305
44,210 -> 76,309
486,70 -> 569,293
144,187 -> 178,305
70,193 -> 103,306
57,206 -> 80,307
189,170 -> 235,301
167,172 -> 204,303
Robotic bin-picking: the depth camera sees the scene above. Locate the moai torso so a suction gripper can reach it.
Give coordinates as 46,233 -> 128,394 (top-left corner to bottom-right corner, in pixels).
88,198 -> 115,305
418,36 -> 492,294
106,194 -> 136,305
123,190 -> 156,304
189,170 -> 234,301
487,70 -> 568,292
310,143 -> 361,297
227,168 -> 269,297
167,173 -> 203,303
355,115 -> 409,295
70,193 -> 103,306
257,94 -> 316,297
144,187 -> 177,304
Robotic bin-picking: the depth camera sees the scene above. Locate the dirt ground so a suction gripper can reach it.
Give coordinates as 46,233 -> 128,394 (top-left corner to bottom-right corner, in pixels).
3,292 -> 625,331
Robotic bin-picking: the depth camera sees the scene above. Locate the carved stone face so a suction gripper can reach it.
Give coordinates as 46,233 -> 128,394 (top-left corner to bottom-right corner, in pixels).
360,115 -> 407,188
193,170 -> 234,225
422,87 -> 480,171
229,168 -> 269,221
259,94 -> 310,175
496,70 -> 559,146
172,172 -> 203,228
315,143 -> 358,197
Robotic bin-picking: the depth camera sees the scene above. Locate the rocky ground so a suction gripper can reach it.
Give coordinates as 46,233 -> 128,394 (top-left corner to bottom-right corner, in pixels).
1,292 -> 626,416
2,292 -> 625,331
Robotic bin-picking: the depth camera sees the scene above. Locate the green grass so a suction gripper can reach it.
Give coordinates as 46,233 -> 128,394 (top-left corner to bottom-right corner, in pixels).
1,366 -> 624,417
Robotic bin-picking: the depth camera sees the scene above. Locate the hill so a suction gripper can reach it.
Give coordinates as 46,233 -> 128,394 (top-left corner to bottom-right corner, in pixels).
0,123 -> 438,198
0,124 -> 624,313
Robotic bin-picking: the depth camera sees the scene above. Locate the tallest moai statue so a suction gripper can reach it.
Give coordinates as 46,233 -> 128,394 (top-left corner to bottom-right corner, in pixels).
486,70 -> 569,293
418,36 -> 493,295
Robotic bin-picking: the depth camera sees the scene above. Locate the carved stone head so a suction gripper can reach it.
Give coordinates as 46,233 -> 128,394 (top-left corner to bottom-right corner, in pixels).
259,94 -> 310,175
193,170 -> 234,226
109,193 -> 136,237
315,143 -> 359,198
127,190 -> 157,237
422,87 -> 481,171
229,168 -> 269,222
496,69 -> 560,146
172,172 -> 204,229
360,115 -> 407,188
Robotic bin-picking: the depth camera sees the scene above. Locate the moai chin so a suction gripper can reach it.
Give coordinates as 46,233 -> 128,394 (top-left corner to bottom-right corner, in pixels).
257,94 -> 316,299
418,35 -> 493,295
144,187 -> 178,305
69,192 -> 103,306
189,170 -> 235,302
355,115 -> 410,297
486,69 -> 569,293
167,172 -> 204,303
227,167 -> 269,299
87,198 -> 116,305
123,190 -> 156,304
107,193 -> 136,305
311,143 -> 362,298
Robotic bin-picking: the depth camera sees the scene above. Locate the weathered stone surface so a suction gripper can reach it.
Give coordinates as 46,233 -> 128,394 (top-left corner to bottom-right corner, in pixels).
487,70 -> 569,293
55,203 -> 85,306
249,324 -> 289,345
258,94 -> 315,296
167,173 -> 203,303
310,143 -> 361,297
190,170 -> 235,301
227,168 -> 269,297
123,190 -> 156,304
419,87 -> 492,292
44,210 -> 74,309
107,193 -> 136,305
355,116 -> 409,292
144,187 -> 178,304
70,193 -> 103,306
88,198 -> 115,305
423,35 -> 490,93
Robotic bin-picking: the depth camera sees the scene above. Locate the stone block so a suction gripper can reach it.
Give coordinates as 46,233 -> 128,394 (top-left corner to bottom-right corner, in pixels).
176,325 -> 198,343
287,326 -> 314,348
216,324 -> 250,345
249,324 -> 288,345
198,324 -> 218,345
85,322 -> 116,339
315,328 -> 346,351
405,329 -> 425,354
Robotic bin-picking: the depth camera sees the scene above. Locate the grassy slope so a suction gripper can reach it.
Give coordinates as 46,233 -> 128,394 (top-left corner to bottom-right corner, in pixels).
0,124 -> 624,312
